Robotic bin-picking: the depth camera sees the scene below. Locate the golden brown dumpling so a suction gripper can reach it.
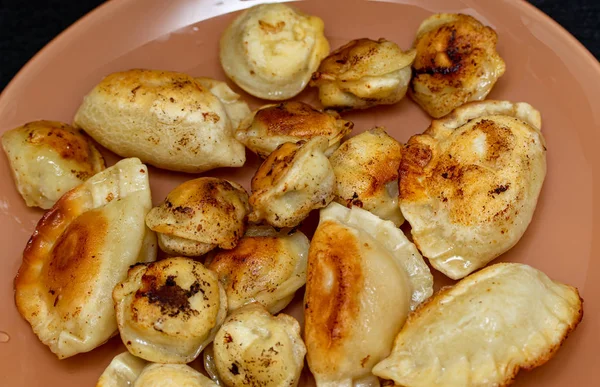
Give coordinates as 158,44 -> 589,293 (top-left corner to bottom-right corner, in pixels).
96,352 -> 147,387
113,257 -> 227,364
330,127 -> 404,226
235,101 -> 354,158
133,364 -> 217,387
146,177 -> 250,256
249,137 -> 335,228
311,38 -> 416,110
399,101 -> 546,280
1,120 -> 105,209
410,13 -> 506,118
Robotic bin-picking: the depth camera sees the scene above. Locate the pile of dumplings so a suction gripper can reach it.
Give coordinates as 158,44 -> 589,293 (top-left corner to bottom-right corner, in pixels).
3,3 -> 583,387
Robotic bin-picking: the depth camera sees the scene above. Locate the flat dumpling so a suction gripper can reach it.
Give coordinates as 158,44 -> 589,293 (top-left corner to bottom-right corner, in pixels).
373,263 -> 583,387
304,203 -> 433,386
399,100 -> 546,279
113,257 -> 227,363
14,158 -> 156,359
235,101 -> 354,158
1,120 -> 105,209
133,364 -> 217,387
330,127 -> 404,226
206,226 -> 309,314
97,352 -> 147,387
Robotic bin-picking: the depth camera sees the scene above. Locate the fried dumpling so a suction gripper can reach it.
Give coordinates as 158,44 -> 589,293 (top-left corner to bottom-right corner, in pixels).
14,158 -> 156,359
74,69 -> 248,173
304,203 -> 433,386
410,13 -> 506,118
330,127 -> 404,226
205,303 -> 306,387
311,38 -> 416,110
133,364 -> 217,387
249,137 -> 335,228
373,263 -> 583,387
146,177 -> 250,256
96,352 -> 147,387
220,3 -> 329,100
113,257 -> 227,363
399,100 -> 546,279
206,226 -> 309,314
235,101 -> 354,158
1,120 -> 105,209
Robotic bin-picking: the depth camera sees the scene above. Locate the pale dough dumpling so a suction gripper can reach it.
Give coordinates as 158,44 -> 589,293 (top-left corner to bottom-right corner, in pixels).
311,38 -> 416,110
14,158 -> 156,359
96,352 -> 147,387
146,177 -> 250,256
410,13 -> 506,118
399,100 -> 546,280
134,364 -> 217,387
206,226 -> 309,314
205,303 -> 306,387
74,69 -> 248,173
220,3 -> 330,100
330,127 -> 404,226
249,137 -> 335,228
113,257 -> 227,364
235,101 -> 354,158
373,263 -> 583,387
304,203 -> 433,386
1,120 -> 105,209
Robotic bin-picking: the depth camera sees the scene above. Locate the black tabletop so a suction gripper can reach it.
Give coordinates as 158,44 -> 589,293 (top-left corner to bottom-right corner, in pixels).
0,0 -> 598,92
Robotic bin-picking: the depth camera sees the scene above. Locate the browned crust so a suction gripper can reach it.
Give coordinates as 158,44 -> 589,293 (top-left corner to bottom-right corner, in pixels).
251,141 -> 303,191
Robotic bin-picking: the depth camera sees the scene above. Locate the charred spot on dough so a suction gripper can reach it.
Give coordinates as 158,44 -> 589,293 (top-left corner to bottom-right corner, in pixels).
136,273 -> 202,319
26,125 -> 94,164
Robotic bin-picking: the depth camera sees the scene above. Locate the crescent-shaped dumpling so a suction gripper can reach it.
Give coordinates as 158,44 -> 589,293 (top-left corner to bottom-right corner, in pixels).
235,101 -> 354,158
304,203 -> 433,386
133,364 -> 217,387
220,3 -> 329,100
330,127 -> 404,226
14,158 -> 156,359
113,257 -> 227,364
373,263 -> 583,387
1,120 -> 105,209
96,352 -> 147,387
399,100 -> 546,279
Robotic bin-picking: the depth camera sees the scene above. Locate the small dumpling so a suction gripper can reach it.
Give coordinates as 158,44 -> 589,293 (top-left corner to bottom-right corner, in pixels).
235,101 -> 354,158
14,158 -> 156,359
1,120 -> 105,209
74,69 -> 248,173
249,137 -> 335,228
113,257 -> 227,364
206,226 -> 309,313
304,203 -> 433,386
373,263 -> 583,387
133,364 -> 217,387
311,38 -> 416,110
399,100 -> 546,279
330,127 -> 404,226
220,3 -> 329,100
97,352 -> 147,387
410,13 -> 506,118
146,177 -> 250,256
205,303 -> 306,387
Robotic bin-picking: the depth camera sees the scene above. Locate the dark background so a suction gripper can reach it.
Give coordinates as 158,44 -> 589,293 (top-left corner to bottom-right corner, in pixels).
0,0 -> 599,92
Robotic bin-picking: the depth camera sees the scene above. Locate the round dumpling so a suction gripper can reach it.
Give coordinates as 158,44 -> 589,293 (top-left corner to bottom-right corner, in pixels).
220,3 -> 329,100
235,101 -> 354,158
146,177 -> 250,256
1,120 -> 105,209
113,257 -> 227,363
133,364 -> 217,387
311,38 -> 416,110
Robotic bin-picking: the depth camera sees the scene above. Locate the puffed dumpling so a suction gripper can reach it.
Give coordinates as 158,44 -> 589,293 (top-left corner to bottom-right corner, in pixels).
304,203 -> 433,386
206,226 -> 309,314
410,13 -> 506,118
113,257 -> 227,363
220,3 -> 329,100
235,101 -> 354,158
134,364 -> 217,387
146,177 -> 250,256
74,69 -> 248,173
373,263 -> 583,387
14,158 -> 156,359
1,120 -> 105,209
249,137 -> 335,228
205,303 -> 306,387
330,127 -> 404,226
311,38 -> 416,110
399,100 -> 546,279
97,352 -> 147,387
